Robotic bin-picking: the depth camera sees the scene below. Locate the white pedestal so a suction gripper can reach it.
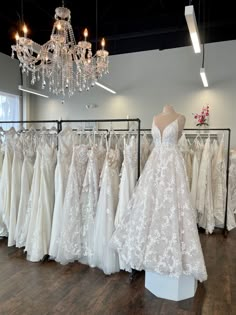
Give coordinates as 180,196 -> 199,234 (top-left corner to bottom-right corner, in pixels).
145,271 -> 197,301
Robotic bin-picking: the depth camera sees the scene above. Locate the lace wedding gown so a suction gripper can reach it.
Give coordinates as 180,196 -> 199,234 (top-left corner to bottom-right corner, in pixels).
115,136 -> 137,228
56,144 -> 89,264
110,118 -> 207,282
79,144 -> 100,267
94,145 -> 121,275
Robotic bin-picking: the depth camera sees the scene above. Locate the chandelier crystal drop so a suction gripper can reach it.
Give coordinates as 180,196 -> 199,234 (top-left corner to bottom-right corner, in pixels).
11,5 -> 109,97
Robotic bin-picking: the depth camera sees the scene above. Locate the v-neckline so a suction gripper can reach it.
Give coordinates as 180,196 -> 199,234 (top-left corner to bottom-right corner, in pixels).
153,117 -> 179,142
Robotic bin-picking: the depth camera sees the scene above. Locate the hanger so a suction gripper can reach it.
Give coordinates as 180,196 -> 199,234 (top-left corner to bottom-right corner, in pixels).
50,126 -> 57,133
61,124 -> 72,135
40,126 -> 47,133
108,122 -> 118,148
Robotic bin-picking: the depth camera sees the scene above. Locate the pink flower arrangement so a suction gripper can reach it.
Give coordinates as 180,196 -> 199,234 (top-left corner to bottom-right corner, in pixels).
193,105 -> 209,126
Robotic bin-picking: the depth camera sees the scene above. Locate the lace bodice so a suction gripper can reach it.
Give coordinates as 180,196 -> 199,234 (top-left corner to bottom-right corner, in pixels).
152,118 -> 179,146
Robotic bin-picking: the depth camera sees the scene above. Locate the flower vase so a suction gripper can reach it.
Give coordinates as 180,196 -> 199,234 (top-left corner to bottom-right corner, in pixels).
197,124 -> 208,129
197,124 -> 209,135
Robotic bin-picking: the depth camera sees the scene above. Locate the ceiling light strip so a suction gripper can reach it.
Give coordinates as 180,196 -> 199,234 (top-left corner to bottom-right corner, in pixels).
18,85 -> 49,98
95,82 -> 116,94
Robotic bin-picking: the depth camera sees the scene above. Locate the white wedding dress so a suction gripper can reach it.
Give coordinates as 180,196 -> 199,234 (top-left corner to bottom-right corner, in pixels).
56,144 -> 89,264
197,138 -> 215,233
8,137 -> 24,246
0,128 -> 16,232
25,141 -> 56,262
212,137 -> 226,226
15,132 -> 36,248
228,150 -> 236,229
110,118 -> 207,282
94,144 -> 121,275
190,137 -> 204,211
49,127 -> 73,259
79,144 -> 100,267
115,135 -> 137,228
0,140 -> 7,237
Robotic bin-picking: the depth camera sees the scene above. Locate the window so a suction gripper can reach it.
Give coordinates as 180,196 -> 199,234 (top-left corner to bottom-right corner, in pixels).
0,91 -> 21,130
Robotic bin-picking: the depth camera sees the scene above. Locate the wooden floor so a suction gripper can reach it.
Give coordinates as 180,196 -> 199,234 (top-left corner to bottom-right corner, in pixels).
0,229 -> 235,315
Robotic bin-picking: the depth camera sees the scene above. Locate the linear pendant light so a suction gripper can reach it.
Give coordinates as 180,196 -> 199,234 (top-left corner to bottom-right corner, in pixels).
185,5 -> 201,53
18,85 -> 49,98
200,42 -> 209,88
200,68 -> 208,87
95,82 -> 117,94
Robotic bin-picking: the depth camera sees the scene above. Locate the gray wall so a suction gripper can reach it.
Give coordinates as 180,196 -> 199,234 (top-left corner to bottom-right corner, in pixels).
0,52 -> 21,95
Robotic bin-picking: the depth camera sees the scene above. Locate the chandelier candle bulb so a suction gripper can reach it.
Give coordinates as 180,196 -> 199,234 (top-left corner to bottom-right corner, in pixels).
57,23 -> 62,31
23,25 -> 28,37
84,28 -> 88,40
101,38 -> 105,49
15,33 -> 19,42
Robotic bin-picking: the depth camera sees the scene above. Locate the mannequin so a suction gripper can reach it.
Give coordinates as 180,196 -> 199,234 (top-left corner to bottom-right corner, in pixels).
153,105 -> 186,138
110,101 -> 207,300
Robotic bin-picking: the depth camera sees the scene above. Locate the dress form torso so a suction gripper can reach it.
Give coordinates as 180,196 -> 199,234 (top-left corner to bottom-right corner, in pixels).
153,105 -> 186,138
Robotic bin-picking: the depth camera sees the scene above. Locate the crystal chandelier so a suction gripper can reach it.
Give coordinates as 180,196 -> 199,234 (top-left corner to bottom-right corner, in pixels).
11,3 -> 109,97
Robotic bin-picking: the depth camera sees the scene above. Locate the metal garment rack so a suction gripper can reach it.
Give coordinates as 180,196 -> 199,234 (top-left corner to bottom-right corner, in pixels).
183,128 -> 231,237
60,119 -> 141,178
0,120 -> 60,133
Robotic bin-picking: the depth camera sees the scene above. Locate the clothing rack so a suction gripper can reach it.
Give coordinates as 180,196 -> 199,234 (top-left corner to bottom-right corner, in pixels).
183,128 -> 231,237
60,119 -> 141,178
0,120 -> 60,133
0,120 -> 61,152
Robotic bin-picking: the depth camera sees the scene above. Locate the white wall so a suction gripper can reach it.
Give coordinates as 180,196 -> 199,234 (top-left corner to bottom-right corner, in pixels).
27,40 -> 236,146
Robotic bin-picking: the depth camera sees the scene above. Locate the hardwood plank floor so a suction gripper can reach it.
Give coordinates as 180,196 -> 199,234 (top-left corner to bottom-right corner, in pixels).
0,229 -> 235,315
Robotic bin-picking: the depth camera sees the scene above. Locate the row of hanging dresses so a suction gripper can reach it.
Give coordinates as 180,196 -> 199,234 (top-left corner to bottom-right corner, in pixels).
50,129 -> 108,272
228,149 -> 236,228
48,127 -> 141,275
0,124 -> 147,273
178,133 -> 236,233
0,128 -> 19,239
0,127 -> 57,262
